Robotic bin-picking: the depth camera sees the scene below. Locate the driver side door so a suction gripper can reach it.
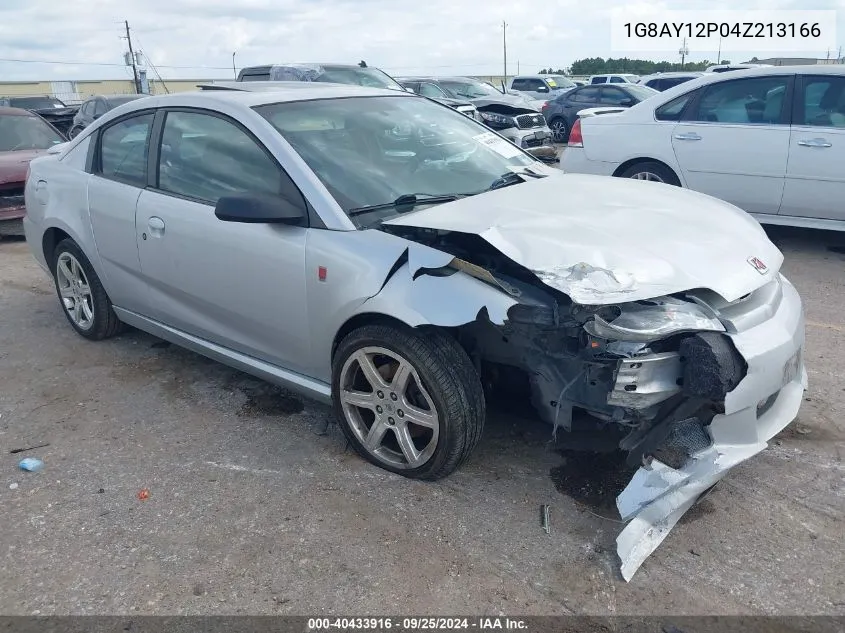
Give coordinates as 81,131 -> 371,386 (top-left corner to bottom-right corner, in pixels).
135,108 -> 312,373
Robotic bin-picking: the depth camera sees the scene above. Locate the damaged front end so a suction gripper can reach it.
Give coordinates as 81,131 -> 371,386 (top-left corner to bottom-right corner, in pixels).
379,224 -> 807,581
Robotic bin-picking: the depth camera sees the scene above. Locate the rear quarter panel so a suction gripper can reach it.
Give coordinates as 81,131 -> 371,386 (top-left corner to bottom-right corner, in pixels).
24,136 -> 105,281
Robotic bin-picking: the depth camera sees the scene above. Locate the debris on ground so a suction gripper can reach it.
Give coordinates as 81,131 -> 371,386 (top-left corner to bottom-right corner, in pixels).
137,488 -> 151,501
18,457 -> 44,472
540,504 -> 551,534
10,443 -> 50,454
9,482 -> 19,490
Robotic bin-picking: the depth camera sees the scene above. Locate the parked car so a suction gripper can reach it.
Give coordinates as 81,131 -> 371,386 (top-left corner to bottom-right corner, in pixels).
397,76 -> 554,155
23,85 -> 806,581
237,63 -> 408,90
69,94 -> 147,139
589,74 -> 640,84
541,83 -> 658,142
637,72 -> 704,91
706,63 -> 772,73
561,66 -> 845,231
571,80 -> 587,87
507,74 -> 577,101
0,107 -> 66,236
0,95 -> 79,136
393,79 -> 479,120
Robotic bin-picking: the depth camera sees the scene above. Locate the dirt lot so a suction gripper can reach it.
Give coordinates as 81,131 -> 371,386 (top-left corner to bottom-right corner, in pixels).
1,227 -> 843,616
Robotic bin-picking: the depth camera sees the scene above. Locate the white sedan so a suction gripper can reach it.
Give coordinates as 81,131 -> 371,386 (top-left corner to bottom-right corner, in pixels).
562,65 -> 845,231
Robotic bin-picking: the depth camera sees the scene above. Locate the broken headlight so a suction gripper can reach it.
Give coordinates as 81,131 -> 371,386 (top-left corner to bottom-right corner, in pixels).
479,111 -> 515,129
584,296 -> 724,343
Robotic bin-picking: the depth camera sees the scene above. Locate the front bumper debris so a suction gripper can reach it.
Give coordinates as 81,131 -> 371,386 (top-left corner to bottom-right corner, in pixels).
615,276 -> 806,581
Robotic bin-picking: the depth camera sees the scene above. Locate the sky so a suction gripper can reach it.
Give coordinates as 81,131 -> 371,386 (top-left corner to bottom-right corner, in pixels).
0,0 -> 842,82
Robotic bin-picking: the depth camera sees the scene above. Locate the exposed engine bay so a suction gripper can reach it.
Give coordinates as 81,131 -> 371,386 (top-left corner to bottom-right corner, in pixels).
380,225 -> 747,469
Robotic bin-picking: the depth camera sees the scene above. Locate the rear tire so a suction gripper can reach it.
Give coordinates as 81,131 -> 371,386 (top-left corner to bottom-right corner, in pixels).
52,238 -> 123,340
332,324 -> 485,480
618,161 -> 680,186
549,117 -> 569,143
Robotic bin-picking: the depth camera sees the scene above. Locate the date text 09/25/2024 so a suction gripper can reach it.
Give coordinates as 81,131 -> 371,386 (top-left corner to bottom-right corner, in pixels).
308,618 -> 528,631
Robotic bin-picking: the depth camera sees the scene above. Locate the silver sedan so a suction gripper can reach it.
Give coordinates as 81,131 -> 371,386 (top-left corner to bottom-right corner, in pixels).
23,86 -> 806,580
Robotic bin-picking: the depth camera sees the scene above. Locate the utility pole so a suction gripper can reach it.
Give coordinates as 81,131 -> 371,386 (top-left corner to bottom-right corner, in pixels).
232,52 -> 237,78
502,21 -> 508,85
125,20 -> 139,94
679,37 -> 689,70
717,37 -> 722,64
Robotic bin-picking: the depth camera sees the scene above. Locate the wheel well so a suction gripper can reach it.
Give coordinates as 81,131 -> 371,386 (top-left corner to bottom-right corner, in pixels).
331,313 -> 413,361
42,227 -> 71,269
612,157 -> 679,181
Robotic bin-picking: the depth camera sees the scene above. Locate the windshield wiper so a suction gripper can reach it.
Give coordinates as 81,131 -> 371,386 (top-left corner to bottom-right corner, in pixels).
348,193 -> 465,217
488,167 -> 547,191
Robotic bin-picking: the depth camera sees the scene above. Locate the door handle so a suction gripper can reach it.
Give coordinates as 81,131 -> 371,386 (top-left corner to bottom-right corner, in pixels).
673,132 -> 702,141
797,138 -> 832,148
147,216 -> 165,237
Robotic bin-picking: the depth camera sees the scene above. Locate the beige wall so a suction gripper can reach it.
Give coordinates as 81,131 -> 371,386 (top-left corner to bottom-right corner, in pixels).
0,78 -> 215,103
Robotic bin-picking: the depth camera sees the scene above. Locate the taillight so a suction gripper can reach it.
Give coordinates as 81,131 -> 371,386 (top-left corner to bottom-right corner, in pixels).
568,119 -> 583,147
540,101 -> 549,112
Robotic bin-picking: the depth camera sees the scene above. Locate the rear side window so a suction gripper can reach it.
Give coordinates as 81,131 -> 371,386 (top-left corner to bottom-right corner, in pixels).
692,76 -> 790,124
98,113 -> 153,187
590,77 -> 605,84
571,87 -> 601,103
655,92 -> 695,121
511,78 -> 527,90
645,79 -> 662,90
418,82 -> 445,98
610,76 -> 625,83
157,110 -> 286,205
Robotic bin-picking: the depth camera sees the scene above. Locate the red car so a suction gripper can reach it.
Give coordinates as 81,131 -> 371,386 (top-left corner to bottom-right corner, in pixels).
0,106 -> 66,237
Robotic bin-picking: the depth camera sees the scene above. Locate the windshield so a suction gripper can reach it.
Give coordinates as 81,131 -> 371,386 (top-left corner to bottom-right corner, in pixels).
256,96 -> 537,225
439,80 -> 502,99
0,114 -> 65,151
10,96 -> 66,110
626,85 -> 660,101
547,76 -> 576,90
315,67 -> 403,90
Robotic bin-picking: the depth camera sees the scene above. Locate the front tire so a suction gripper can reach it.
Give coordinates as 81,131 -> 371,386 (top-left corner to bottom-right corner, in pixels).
52,239 -> 123,340
332,324 -> 485,480
618,161 -> 680,185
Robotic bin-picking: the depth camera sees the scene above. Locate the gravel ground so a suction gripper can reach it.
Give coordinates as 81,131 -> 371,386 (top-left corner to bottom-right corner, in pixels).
0,226 -> 843,616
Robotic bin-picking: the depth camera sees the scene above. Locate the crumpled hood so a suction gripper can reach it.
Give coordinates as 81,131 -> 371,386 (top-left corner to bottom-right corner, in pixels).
0,149 -> 44,186
383,173 -> 782,305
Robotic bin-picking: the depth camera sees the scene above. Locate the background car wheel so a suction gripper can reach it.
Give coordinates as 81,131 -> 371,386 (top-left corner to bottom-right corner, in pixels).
549,118 -> 569,143
52,239 -> 123,340
619,161 -> 680,186
332,324 -> 485,480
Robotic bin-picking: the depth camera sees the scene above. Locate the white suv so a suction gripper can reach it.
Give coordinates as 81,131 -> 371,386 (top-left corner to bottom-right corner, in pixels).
588,74 -> 640,85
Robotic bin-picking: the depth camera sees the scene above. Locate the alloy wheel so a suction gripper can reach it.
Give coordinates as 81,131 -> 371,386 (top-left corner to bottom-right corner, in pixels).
631,171 -> 665,183
56,252 -> 94,330
339,346 -> 440,469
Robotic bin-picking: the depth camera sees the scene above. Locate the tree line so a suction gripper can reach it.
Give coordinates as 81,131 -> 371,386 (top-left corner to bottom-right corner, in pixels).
537,57 -> 731,76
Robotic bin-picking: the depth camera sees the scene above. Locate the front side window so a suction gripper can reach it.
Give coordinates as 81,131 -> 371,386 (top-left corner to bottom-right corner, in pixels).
94,100 -> 108,117
510,78 -> 527,90
418,82 -> 447,98
600,87 -> 629,105
256,96 -> 537,225
693,76 -> 790,124
610,76 -> 625,83
157,111 -> 284,204
800,76 -> 845,128
0,113 -> 65,152
524,79 -> 546,91
98,113 -> 153,186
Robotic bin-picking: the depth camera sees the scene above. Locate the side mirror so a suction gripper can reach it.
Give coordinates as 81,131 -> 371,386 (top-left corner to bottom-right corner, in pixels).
215,193 -> 306,225
537,85 -> 550,93
92,113 -> 102,120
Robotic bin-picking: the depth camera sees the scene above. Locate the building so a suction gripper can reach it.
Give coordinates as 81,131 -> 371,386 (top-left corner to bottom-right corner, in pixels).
0,78 -> 219,104
742,57 -> 844,66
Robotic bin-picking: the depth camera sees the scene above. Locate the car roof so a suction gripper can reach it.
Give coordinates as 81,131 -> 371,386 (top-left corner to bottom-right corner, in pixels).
111,84 -> 413,112
0,106 -> 38,116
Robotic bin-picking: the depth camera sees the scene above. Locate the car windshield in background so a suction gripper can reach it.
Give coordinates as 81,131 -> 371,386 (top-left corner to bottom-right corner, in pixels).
10,97 -> 66,109
315,67 -> 402,90
626,85 -> 660,101
256,96 -> 536,225
439,80 -> 502,99
0,114 -> 65,151
547,76 -> 576,90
